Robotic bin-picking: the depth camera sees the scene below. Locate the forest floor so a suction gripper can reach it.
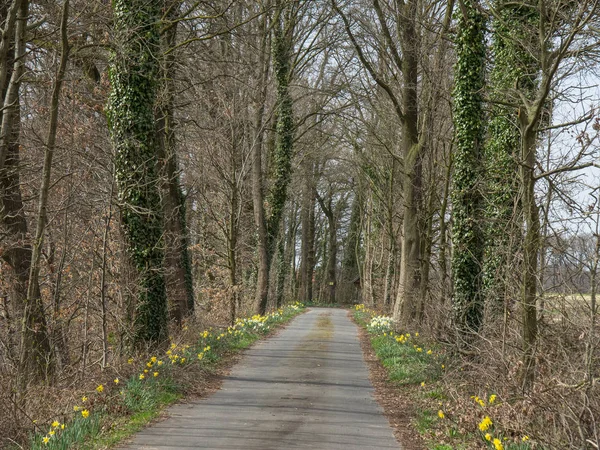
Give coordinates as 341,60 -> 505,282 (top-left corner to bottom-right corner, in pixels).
118,308 -> 401,450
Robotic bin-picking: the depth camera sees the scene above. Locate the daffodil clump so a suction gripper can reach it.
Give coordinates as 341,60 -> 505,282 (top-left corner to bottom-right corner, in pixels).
30,303 -> 305,449
366,315 -> 393,334
454,394 -> 532,450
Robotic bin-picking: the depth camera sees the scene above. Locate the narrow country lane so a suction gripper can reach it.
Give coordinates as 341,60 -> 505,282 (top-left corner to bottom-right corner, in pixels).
121,308 -> 400,449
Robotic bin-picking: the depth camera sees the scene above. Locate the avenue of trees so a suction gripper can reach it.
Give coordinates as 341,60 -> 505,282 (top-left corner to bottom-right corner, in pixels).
1,0 -> 599,447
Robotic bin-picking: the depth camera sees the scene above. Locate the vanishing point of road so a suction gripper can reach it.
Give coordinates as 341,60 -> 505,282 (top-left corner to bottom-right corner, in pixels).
122,308 -> 400,449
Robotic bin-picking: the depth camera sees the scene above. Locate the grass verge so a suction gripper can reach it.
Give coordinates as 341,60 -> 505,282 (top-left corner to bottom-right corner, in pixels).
354,305 -> 535,450
27,303 -> 305,449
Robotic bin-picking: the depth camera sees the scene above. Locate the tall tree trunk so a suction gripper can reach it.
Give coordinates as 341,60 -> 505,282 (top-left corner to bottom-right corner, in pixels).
0,0 -> 53,382
317,189 -> 338,304
107,0 -> 168,345
450,0 -> 486,342
254,0 -> 296,314
251,7 -> 271,315
157,11 -> 195,324
519,118 -> 539,392
22,0 -> 70,381
299,162 -> 315,303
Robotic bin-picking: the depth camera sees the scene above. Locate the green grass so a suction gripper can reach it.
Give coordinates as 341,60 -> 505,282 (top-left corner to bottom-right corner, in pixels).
354,308 -> 537,450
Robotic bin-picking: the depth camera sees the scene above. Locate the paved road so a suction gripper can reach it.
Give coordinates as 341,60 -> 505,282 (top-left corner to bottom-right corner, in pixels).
122,308 -> 400,449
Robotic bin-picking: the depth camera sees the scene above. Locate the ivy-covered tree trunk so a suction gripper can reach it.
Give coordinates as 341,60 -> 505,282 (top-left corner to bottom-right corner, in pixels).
451,0 -> 486,340
483,1 -> 537,317
107,0 -> 168,345
485,0 -> 540,389
254,0 -> 295,314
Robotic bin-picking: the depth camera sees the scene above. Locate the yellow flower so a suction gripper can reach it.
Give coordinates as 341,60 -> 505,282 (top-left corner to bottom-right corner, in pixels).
415,332 -> 419,337
51,421 -> 59,428
204,346 -> 211,352
61,424 -> 65,430
421,382 -> 426,387
42,436 -> 50,445
479,416 -> 493,432
157,360 -> 163,366
198,353 -> 204,360
144,369 -> 149,373
522,436 -> 530,442
489,394 -> 497,404
81,409 -> 90,419
73,406 -> 80,412
151,356 -> 157,363
427,350 -> 432,355
493,438 -> 503,450
114,378 -> 119,384
485,433 -> 492,441
127,358 -> 134,364
49,430 -> 55,436
441,364 -> 445,369
438,410 -> 445,419
96,384 -> 104,393
139,374 -> 145,380
82,396 -> 88,402
153,372 -> 159,377
416,347 -> 422,352
146,362 -> 153,368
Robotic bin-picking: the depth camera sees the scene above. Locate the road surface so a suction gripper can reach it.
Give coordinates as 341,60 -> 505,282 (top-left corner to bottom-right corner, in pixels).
121,307 -> 400,449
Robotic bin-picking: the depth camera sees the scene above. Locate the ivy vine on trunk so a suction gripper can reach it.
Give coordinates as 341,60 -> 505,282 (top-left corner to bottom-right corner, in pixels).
107,0 -> 168,345
451,0 -> 486,341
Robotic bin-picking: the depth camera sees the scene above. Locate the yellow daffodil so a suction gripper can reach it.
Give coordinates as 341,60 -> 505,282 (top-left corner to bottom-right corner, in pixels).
438,410 -> 445,419
81,409 -> 90,419
139,374 -> 145,380
42,436 -> 50,445
421,382 -> 426,387
114,378 -> 119,384
157,360 -> 163,366
198,353 -> 204,360
153,372 -> 159,377
522,436 -> 530,442
82,396 -> 88,402
489,394 -> 497,404
61,424 -> 65,430
493,438 -> 503,450
127,358 -> 134,364
96,384 -> 104,393
49,430 -> 55,436
151,356 -> 157,363
427,350 -> 432,355
479,416 -> 492,432
485,433 -> 492,441
73,406 -> 80,412
51,421 -> 59,428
